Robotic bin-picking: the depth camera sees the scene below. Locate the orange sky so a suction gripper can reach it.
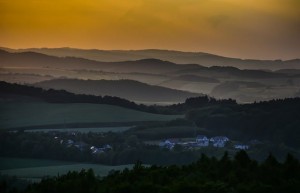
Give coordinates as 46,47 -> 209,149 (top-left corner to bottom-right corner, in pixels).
1,0 -> 299,59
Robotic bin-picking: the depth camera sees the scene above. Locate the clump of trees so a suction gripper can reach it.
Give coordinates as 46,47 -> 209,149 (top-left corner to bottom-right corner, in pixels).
4,151 -> 299,193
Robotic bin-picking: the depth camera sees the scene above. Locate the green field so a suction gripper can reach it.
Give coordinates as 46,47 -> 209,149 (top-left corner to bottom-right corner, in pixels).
0,157 -> 133,181
0,157 -> 75,170
25,126 -> 132,133
0,164 -> 133,180
0,102 -> 182,129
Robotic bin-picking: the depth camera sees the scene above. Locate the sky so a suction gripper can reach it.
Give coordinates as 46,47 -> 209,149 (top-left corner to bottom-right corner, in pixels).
0,0 -> 299,59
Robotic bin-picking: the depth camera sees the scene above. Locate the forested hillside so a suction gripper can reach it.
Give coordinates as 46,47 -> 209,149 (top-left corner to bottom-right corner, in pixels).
4,151 -> 299,193
186,98 -> 300,148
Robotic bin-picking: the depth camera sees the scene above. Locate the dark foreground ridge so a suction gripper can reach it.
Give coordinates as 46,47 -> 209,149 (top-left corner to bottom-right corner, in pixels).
0,81 -> 236,115
3,151 -> 300,193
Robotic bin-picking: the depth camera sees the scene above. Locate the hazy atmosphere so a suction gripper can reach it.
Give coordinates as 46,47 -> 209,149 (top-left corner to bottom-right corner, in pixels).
1,0 -> 300,59
1,1 -> 300,193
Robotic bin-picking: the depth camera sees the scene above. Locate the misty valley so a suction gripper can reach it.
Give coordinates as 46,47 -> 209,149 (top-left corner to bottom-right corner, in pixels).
1,48 -> 300,193
1,49 -> 300,104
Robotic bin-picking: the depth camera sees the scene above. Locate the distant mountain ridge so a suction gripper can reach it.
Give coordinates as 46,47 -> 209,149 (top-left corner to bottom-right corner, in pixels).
2,47 -> 300,70
0,49 -> 292,77
0,49 -> 197,74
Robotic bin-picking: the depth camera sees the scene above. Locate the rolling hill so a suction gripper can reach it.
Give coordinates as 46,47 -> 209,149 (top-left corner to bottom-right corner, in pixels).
34,79 -> 201,103
0,102 -> 182,129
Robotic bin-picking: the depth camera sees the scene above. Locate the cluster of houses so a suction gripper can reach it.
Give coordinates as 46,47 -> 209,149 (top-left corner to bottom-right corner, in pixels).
55,137 -> 112,154
234,144 -> 250,150
90,144 -> 112,154
159,135 -> 250,150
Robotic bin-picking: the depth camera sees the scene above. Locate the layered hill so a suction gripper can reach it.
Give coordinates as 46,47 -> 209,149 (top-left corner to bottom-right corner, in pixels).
0,49 -> 291,80
2,47 -> 300,70
0,49 -> 197,74
1,49 -> 300,103
34,79 -> 201,103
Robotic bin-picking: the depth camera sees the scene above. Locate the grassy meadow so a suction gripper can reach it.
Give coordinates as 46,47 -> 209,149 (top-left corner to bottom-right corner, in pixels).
0,157 -> 133,181
0,157 -> 75,170
0,102 -> 182,129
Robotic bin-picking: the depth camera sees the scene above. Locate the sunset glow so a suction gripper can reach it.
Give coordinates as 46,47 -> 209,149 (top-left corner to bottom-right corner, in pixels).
1,0 -> 299,59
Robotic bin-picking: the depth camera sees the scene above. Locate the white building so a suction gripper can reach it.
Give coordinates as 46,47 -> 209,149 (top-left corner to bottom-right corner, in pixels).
210,136 -> 229,148
234,144 -> 249,150
196,135 -> 209,147
159,140 -> 175,150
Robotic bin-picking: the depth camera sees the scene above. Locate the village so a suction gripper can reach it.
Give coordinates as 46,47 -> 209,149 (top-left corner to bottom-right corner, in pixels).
54,133 -> 250,156
53,133 -> 113,155
2,127 -> 272,167
158,135 -> 259,151
54,131 -> 261,156
16,127 -> 265,163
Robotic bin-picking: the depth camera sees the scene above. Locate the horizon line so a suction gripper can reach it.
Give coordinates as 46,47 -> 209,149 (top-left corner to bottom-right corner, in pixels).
1,46 -> 299,61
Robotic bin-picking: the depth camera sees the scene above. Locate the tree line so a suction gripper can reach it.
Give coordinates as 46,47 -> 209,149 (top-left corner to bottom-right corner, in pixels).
2,151 -> 300,193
